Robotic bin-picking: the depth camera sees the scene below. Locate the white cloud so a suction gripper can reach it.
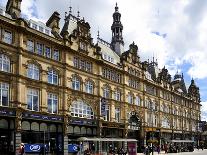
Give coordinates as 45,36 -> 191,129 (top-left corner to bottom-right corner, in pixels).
201,101 -> 207,121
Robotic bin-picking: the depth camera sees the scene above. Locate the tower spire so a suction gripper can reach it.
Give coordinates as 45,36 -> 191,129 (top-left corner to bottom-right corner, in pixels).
111,3 -> 124,56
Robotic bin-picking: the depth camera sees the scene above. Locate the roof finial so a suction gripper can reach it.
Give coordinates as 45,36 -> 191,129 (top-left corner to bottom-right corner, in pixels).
115,2 -> 118,11
69,6 -> 72,14
69,0 -> 72,14
77,10 -> 80,18
97,30 -> 100,38
65,12 -> 67,20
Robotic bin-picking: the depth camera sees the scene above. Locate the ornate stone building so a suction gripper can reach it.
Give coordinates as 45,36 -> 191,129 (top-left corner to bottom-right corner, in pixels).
0,1 -> 201,155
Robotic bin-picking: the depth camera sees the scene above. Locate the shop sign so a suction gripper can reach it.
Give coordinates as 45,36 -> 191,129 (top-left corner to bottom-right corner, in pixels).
70,119 -> 97,126
23,112 -> 63,122
24,144 -> 48,153
0,109 -> 15,116
68,144 -> 79,153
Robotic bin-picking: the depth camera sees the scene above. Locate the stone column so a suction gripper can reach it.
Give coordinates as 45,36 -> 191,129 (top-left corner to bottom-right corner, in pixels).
63,114 -> 69,155
15,108 -> 22,154
63,135 -> 68,155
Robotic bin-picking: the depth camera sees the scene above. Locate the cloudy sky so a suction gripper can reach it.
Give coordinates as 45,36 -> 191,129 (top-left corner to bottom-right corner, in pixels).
1,0 -> 207,119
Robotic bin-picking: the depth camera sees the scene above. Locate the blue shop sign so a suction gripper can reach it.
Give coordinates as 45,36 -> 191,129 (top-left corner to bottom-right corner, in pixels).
68,144 -> 79,153
24,144 -> 48,153
23,112 -> 63,122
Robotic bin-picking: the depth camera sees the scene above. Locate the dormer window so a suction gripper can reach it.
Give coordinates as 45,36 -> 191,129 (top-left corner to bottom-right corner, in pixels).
32,23 -> 37,30
80,42 -> 87,51
39,26 -> 44,32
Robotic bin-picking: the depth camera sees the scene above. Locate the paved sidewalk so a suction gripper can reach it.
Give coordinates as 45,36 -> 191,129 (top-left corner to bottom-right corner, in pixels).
137,151 -> 165,155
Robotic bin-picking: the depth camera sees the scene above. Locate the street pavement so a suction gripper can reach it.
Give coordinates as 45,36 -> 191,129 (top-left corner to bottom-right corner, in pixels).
137,149 -> 207,155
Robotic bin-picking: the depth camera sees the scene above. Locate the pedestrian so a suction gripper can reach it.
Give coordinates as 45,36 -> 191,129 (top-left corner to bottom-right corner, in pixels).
19,143 -> 25,155
157,145 -> 160,154
164,144 -> 168,154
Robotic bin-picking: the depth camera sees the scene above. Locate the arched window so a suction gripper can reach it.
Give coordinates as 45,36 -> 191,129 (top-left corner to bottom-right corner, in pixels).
85,80 -> 93,94
0,54 -> 10,72
72,76 -> 81,90
103,86 -> 110,99
48,69 -> 58,85
70,100 -> 94,119
27,64 -> 39,80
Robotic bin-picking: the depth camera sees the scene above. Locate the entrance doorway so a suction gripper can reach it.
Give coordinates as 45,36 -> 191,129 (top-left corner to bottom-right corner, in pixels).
0,130 -> 12,155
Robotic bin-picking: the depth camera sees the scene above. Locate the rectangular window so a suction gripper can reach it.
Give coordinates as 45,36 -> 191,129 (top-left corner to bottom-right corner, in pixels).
104,105 -> 110,121
39,26 -> 44,32
3,30 -> 12,44
27,88 -> 39,111
45,29 -> 50,35
73,57 -> 79,68
135,96 -> 141,106
27,40 -> 34,52
128,94 -> 133,104
36,43 -> 43,55
114,91 -> 121,101
115,107 -> 120,122
53,49 -> 59,61
0,82 -> 9,106
32,23 -> 37,29
45,46 -> 51,58
48,93 -> 58,114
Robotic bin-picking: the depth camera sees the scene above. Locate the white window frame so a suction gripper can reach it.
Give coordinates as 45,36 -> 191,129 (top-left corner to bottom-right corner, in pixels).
3,30 -> 12,44
27,64 -> 40,80
47,93 -> 58,114
115,107 -> 120,122
48,69 -> 58,85
85,81 -> 93,94
0,82 -> 9,106
72,76 -> 81,90
27,40 -> 34,52
70,100 -> 94,119
0,54 -> 10,72
27,88 -> 39,111
114,90 -> 121,101
104,105 -> 110,121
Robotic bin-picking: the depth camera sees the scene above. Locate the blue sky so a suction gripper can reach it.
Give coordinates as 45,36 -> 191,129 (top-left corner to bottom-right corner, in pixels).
1,0 -> 207,120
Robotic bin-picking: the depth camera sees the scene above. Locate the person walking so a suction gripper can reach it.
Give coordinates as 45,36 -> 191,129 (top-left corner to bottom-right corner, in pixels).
157,145 -> 160,154
19,143 -> 25,155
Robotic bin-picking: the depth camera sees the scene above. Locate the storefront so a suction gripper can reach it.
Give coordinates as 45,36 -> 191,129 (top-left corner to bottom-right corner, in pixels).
67,117 -> 98,154
21,112 -> 63,154
127,111 -> 142,153
0,108 -> 16,155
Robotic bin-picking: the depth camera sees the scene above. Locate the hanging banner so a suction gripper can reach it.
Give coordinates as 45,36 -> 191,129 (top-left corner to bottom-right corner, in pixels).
100,97 -> 107,116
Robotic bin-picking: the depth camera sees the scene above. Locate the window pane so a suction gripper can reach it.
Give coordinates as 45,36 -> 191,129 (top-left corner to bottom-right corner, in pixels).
3,31 -> 12,44
27,95 -> 32,110
48,98 -> 52,113
53,50 -> 59,61
45,47 -> 51,58
33,96 -> 38,111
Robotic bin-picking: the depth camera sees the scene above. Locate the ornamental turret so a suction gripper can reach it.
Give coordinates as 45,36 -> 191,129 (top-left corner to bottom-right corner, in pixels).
111,3 -> 124,56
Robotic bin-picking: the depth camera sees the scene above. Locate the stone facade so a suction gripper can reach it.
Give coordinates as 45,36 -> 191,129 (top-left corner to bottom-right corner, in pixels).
0,1 -> 201,154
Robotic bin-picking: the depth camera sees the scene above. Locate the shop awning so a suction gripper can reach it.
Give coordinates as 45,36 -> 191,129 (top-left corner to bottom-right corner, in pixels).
170,140 -> 194,143
77,137 -> 137,142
